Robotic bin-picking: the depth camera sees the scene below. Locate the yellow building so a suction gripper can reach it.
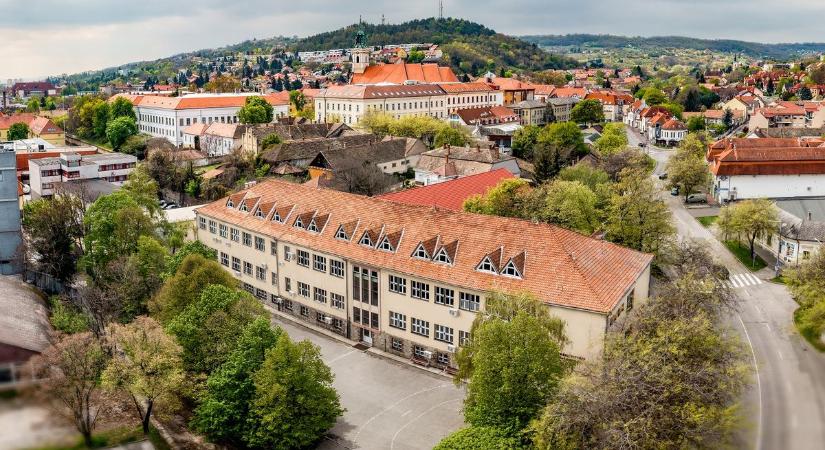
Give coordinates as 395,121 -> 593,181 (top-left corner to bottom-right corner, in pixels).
0,114 -> 64,145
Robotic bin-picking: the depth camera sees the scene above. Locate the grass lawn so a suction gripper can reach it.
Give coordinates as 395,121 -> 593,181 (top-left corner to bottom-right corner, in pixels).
723,240 -> 767,271
29,425 -> 168,450
794,308 -> 825,353
696,215 -> 718,227
195,163 -> 221,175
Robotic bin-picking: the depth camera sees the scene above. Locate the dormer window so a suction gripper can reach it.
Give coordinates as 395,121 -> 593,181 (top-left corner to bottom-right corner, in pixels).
239,203 -> 248,212
226,200 -> 234,208
335,225 -> 349,241
307,220 -> 319,233
294,217 -> 304,229
412,243 -> 430,260
254,209 -> 264,218
272,212 -> 282,223
501,260 -> 522,278
476,256 -> 496,274
433,247 -> 452,265
359,232 -> 373,247
378,237 -> 395,252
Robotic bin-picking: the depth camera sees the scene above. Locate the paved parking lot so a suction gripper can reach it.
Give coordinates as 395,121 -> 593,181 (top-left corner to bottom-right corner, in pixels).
270,315 -> 466,450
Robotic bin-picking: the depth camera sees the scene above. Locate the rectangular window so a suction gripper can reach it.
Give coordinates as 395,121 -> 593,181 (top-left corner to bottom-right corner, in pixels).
219,224 -> 227,238
256,266 -> 266,281
297,250 -> 309,267
271,272 -> 277,286
413,345 -> 428,358
371,312 -> 379,329
283,299 -> 293,311
284,245 -> 293,261
331,293 -> 345,309
389,275 -> 407,294
270,241 -> 278,256
255,236 -> 265,251
435,324 -> 454,344
313,254 -> 327,273
411,318 -> 430,337
209,220 -> 217,234
243,261 -> 252,275
459,292 -> 481,312
255,288 -> 267,301
411,281 -> 430,301
313,287 -> 327,304
232,257 -> 241,272
437,353 -> 450,365
434,287 -> 454,306
459,330 -> 471,346
284,277 -> 291,293
389,311 -> 407,330
391,338 -> 404,352
242,232 -> 252,246
352,266 -> 379,306
230,228 -> 239,242
220,252 -> 229,267
198,217 -> 206,229
300,305 -> 310,317
330,259 -> 344,278
298,282 -> 310,298
243,282 -> 254,294
353,307 -> 361,324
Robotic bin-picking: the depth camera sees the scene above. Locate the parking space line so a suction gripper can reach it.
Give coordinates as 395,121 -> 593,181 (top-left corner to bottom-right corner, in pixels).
352,384 -> 453,443
390,398 -> 463,450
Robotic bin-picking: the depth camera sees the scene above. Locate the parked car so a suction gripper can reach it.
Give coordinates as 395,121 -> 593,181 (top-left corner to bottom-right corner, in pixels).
164,203 -> 178,210
685,193 -> 707,204
638,142 -> 647,148
670,186 -> 679,196
658,172 -> 668,180
159,200 -> 168,208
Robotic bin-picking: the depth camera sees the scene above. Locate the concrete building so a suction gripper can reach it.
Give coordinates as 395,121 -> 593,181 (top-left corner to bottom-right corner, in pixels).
438,82 -> 503,115
511,99 -> 548,126
0,143 -> 22,274
195,179 -> 652,362
314,84 -> 448,125
28,152 -> 137,198
113,93 -> 290,146
758,198 -> 825,267
413,144 -> 521,185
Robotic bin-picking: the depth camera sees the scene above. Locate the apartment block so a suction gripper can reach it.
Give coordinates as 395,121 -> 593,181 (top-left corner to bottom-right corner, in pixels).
195,180 -> 652,366
0,143 -> 22,274
28,152 -> 137,197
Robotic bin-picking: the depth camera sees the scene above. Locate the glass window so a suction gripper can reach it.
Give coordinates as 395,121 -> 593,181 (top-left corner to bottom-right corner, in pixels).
436,353 -> 450,365
300,305 -> 310,317
459,292 -> 480,312
313,254 -> 327,272
298,282 -> 310,298
284,277 -> 291,292
389,275 -> 407,294
243,261 -> 252,275
434,287 -> 454,306
502,261 -> 521,278
230,228 -> 239,242
477,257 -> 496,273
353,307 -> 361,324
352,266 -> 379,306
198,217 -> 206,229
389,311 -> 406,330
220,252 -> 229,267
314,287 -> 327,304
242,232 -> 252,246
331,293 -> 345,309
435,324 -> 454,344
219,224 -> 228,238
391,338 -> 404,352
208,220 -> 216,234
255,236 -> 265,251
459,330 -> 471,346
330,259 -> 344,278
270,241 -> 277,256
297,250 -> 309,267
412,244 -> 429,260
232,257 -> 241,272
434,248 -> 451,264
256,266 -> 266,280
411,318 -> 430,337
411,281 -> 430,301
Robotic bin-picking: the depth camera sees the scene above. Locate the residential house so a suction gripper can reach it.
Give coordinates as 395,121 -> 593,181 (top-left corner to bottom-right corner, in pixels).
532,85 -> 557,103
546,97 -> 578,123
437,82 -> 503,114
511,100 -> 549,126
414,144 -> 521,185
10,81 -> 57,100
241,123 -> 353,156
483,76 -> 536,105
584,91 -> 634,122
260,133 -> 379,173
758,198 -> 825,267
658,118 -> 688,145
682,109 -> 745,127
201,123 -> 245,157
723,95 -> 765,119
748,101 -> 825,131
194,179 -> 652,361
307,136 -> 427,182
28,117 -> 64,145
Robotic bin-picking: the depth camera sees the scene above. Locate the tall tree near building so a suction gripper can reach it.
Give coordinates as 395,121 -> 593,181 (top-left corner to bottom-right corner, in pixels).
7,122 -> 30,140
289,90 -> 307,111
149,254 -> 236,324
593,122 -> 628,156
109,97 -> 136,121
667,134 -> 711,201
605,168 -> 674,254
569,99 -> 604,126
798,86 -> 813,101
463,178 -> 533,218
103,317 -> 185,434
238,96 -> 274,124
455,291 -> 567,434
105,116 -> 138,149
22,195 -> 86,281
726,199 -> 778,262
511,124 -> 541,160
28,332 -> 110,448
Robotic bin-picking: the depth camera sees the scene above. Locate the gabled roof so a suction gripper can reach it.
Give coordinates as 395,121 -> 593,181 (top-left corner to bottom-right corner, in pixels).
351,63 -> 459,85
436,82 -> 495,93
198,179 -> 653,313
28,117 -> 62,135
378,168 -> 514,211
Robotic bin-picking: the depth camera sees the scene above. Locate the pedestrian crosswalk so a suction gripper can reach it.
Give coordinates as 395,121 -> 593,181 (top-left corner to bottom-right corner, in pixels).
725,273 -> 764,288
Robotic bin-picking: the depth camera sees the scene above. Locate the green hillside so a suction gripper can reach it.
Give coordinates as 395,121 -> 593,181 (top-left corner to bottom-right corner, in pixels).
292,18 -> 579,75
520,34 -> 825,60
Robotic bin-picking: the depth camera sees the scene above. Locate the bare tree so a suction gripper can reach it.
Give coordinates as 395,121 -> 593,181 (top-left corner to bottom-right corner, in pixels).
332,164 -> 394,196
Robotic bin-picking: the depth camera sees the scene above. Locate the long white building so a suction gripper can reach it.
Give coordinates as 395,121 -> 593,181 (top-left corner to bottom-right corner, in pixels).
114,93 -> 289,146
28,152 -> 136,197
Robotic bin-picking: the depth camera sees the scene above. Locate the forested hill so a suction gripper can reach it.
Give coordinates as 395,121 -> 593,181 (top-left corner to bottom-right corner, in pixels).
520,34 -> 825,60
292,18 -> 579,75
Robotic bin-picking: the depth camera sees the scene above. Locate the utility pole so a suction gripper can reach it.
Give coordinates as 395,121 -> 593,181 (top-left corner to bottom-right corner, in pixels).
381,14 -> 385,25
439,0 -> 443,19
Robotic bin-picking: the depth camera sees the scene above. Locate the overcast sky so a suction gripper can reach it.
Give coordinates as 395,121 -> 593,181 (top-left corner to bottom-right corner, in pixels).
2,0 -> 824,80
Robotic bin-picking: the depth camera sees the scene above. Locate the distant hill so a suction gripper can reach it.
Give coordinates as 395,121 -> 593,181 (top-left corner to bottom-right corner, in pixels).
292,18 -> 579,75
519,34 -> 825,60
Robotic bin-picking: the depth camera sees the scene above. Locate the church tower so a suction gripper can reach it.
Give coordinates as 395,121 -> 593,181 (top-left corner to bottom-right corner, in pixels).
351,20 -> 370,75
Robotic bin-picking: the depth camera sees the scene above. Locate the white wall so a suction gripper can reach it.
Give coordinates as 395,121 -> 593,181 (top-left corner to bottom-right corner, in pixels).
715,173 -> 825,201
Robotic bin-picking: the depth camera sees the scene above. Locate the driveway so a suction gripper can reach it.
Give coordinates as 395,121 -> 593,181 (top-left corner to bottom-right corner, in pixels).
269,314 -> 465,450
656,153 -> 825,450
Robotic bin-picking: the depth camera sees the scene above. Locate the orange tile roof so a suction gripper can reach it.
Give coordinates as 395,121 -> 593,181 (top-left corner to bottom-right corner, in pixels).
486,77 -> 535,91
29,116 -> 62,135
377,168 -> 515,211
436,82 -> 495,93
552,87 -> 588,98
116,93 -> 289,110
0,113 -> 36,130
196,179 -> 652,313
711,146 -> 825,176
662,118 -> 686,130
351,63 -> 459,85
531,84 -> 556,96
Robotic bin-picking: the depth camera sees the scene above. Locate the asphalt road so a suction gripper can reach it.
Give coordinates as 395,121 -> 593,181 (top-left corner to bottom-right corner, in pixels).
647,145 -> 825,450
268,315 -> 465,450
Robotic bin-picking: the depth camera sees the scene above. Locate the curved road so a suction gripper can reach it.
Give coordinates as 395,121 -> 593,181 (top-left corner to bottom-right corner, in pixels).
646,144 -> 825,450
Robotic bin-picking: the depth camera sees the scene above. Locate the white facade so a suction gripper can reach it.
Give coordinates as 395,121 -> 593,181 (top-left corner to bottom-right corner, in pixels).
444,90 -> 504,114
714,174 -> 825,202
28,152 -> 136,197
315,95 -> 448,125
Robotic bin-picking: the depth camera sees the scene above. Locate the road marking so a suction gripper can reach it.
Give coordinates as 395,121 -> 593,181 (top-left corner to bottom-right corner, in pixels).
727,273 -> 764,289
390,398 -> 463,450
737,314 -> 763,450
400,409 -> 412,417
326,349 -> 357,365
777,349 -> 784,360
352,383 -> 452,443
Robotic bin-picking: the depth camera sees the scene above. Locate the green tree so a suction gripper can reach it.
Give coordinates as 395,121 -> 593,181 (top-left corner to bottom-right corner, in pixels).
103,316 -> 185,434
192,318 -> 283,446
7,122 -> 30,140
593,122 -> 627,156
557,164 -> 610,190
786,251 -> 825,345
667,136 -> 711,201
511,124 -> 541,160
120,134 -> 149,159
798,86 -> 813,101
149,253 -> 235,324
22,195 -> 85,281
456,291 -> 567,433
26,97 -> 41,112
244,333 -> 343,449
238,96 -> 274,124
570,99 -> 604,125
538,121 -> 585,155
289,90 -> 307,111
534,180 -> 601,234
433,125 -> 469,148
163,241 -> 217,277
105,116 -> 138,149
121,165 -> 161,217
109,97 -> 136,121
727,199 -> 778,261
605,168 -> 674,254
463,178 -> 532,218
687,115 -> 706,132
642,88 -> 667,105
435,426 -> 524,450
166,284 -> 264,373
92,100 -> 110,137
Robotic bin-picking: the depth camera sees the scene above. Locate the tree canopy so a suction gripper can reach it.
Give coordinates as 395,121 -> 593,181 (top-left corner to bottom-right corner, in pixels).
238,96 -> 274,124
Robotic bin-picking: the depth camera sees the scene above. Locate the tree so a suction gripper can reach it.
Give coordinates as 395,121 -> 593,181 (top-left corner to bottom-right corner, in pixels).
120,134 -> 149,159
570,99 -> 604,125
238,96 -> 274,124
192,318 -> 283,446
103,317 -> 185,434
289,90 -> 307,111
28,333 -> 110,447
244,333 -> 343,449
798,86 -> 813,101
22,195 -> 85,280
726,199 -> 778,261
605,168 -> 674,254
106,116 -> 138,149
164,240 -> 216,277
810,65 -> 825,85
455,291 -> 567,433
331,164 -> 395,196
538,121 -> 586,155
433,125 -> 469,148
534,180 -> 601,234
463,178 -> 532,218
435,426 -> 524,450
511,124 -> 541,160
92,100 -> 110,137
687,115 -> 706,132
786,250 -> 825,344
204,74 -> 242,93
602,148 -> 655,180
121,165 -> 161,217
149,254 -> 235,324
667,141 -> 710,201
26,97 -> 41,112
533,141 -> 572,183
109,97 -> 136,121
166,284 -> 265,373
593,122 -> 627,156
642,88 -> 667,105
722,108 -> 734,129
7,122 -> 30,140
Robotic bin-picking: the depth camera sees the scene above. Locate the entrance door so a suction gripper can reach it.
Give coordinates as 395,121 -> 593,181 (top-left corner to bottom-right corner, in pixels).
361,329 -> 373,346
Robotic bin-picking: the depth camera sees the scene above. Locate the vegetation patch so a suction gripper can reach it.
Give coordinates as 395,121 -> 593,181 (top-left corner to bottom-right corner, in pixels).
794,308 -> 825,352
697,215 -> 718,227
723,240 -> 767,271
